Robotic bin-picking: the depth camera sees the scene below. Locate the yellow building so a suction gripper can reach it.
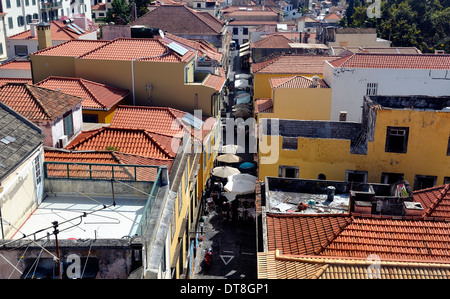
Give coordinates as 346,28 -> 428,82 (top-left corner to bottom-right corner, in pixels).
255,75 -> 331,121
30,38 -> 226,117
258,95 -> 450,189
251,54 -> 338,99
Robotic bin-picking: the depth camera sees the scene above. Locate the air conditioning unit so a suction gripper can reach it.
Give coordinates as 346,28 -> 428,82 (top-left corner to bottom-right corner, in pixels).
58,135 -> 69,148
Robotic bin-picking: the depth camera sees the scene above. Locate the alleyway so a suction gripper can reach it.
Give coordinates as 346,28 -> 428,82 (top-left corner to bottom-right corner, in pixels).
192,49 -> 257,279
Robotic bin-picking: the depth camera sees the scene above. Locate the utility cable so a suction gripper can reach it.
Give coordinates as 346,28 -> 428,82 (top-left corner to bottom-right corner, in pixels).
7,243 -> 30,279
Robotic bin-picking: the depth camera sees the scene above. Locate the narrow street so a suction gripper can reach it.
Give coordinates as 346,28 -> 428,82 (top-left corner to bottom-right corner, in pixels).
192,49 -> 257,280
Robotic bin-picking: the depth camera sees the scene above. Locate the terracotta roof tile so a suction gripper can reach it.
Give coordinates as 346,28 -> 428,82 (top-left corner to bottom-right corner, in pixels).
44,148 -> 172,181
130,5 -> 224,35
0,60 -> 31,70
330,53 -> 450,69
251,54 -> 339,74
35,76 -> 130,110
0,83 -> 82,121
79,38 -> 195,62
414,184 -> 450,219
266,213 -> 450,262
33,39 -> 109,57
0,78 -> 32,86
254,98 -> 273,114
110,105 -> 190,137
269,75 -> 329,89
8,20 -> 94,41
203,73 -> 226,91
252,34 -> 294,49
66,126 -> 179,159
258,250 -> 450,279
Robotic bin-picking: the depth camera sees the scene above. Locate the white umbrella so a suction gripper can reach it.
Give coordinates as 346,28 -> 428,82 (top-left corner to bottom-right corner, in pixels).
223,192 -> 237,202
219,144 -> 245,154
228,173 -> 257,182
211,166 -> 240,178
224,179 -> 255,195
216,153 -> 242,163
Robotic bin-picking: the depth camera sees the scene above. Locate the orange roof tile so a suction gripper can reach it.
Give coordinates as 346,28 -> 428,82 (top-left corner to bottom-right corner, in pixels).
251,54 -> 339,74
0,78 -> 32,86
252,34 -> 293,49
254,98 -> 273,114
35,76 -> 130,110
266,213 -> 450,262
44,148 -> 172,180
0,60 -> 31,70
270,75 -> 329,89
33,39 -> 109,57
258,250 -> 450,279
66,127 -> 179,159
0,83 -> 82,121
203,73 -> 226,91
414,184 -> 450,219
110,105 -> 190,137
330,53 -> 450,69
8,20 -> 94,41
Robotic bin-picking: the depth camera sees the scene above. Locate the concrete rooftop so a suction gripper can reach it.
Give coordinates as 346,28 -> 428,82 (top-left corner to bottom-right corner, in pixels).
12,194 -> 148,240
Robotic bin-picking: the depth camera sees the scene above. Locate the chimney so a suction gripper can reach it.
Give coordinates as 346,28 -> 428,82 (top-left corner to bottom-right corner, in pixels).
30,20 -> 38,38
37,22 -> 52,50
312,75 -> 319,87
354,201 -> 372,214
403,202 -> 424,217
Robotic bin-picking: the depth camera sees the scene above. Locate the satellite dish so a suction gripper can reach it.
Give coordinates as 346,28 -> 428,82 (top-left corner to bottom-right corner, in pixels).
159,29 -> 165,39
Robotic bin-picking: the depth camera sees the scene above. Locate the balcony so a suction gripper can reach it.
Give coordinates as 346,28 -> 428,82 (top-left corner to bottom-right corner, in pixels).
40,0 -> 62,11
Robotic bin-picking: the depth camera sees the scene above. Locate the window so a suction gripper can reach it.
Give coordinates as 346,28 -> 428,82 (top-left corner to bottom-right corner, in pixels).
279,165 -> 299,178
14,45 -> 28,56
447,134 -> 450,156
282,137 -> 298,150
25,0 -> 29,6
6,0 -> 11,8
17,16 -> 24,27
381,172 -> 404,184
232,27 -> 238,35
385,126 -> 409,153
34,155 -> 42,186
82,113 -> 98,123
0,43 -> 3,55
26,15 -> 32,24
243,27 -> 248,35
444,177 -> 450,185
16,0 -> 21,7
63,111 -> 74,137
414,175 -> 437,190
366,82 -> 378,96
346,170 -> 367,183
8,17 -> 13,29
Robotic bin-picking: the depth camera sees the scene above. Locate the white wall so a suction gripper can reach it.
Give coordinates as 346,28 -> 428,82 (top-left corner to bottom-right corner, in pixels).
0,146 -> 43,238
50,103 -> 83,147
323,62 -> 450,122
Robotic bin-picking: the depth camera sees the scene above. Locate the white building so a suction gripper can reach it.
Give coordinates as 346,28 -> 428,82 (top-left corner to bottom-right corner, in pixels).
0,0 -> 92,56
323,53 -> 450,122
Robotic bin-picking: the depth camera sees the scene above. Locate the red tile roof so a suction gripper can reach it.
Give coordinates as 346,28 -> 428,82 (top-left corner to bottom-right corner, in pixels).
44,148 -> 172,180
258,250 -> 450,279
8,20 -> 94,41
254,98 -> 273,114
110,105 -> 191,137
330,53 -> 450,69
130,5 -> 224,36
251,34 -> 293,49
35,76 -> 130,110
0,83 -> 82,121
0,60 -> 31,70
110,105 -> 215,140
33,39 -> 109,57
203,73 -> 227,91
79,38 -> 196,62
66,126 -> 179,159
414,184 -> 450,219
266,213 -> 450,262
0,78 -> 32,86
269,75 -> 329,89
251,54 -> 339,74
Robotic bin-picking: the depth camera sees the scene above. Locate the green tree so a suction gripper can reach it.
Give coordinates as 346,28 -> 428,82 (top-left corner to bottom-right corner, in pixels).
106,0 -> 132,24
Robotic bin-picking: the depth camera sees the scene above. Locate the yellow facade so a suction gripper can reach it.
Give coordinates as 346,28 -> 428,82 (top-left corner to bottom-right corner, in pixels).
253,73 -> 322,99
258,83 -> 331,120
82,102 -> 127,124
31,55 -> 221,117
259,108 -> 450,188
